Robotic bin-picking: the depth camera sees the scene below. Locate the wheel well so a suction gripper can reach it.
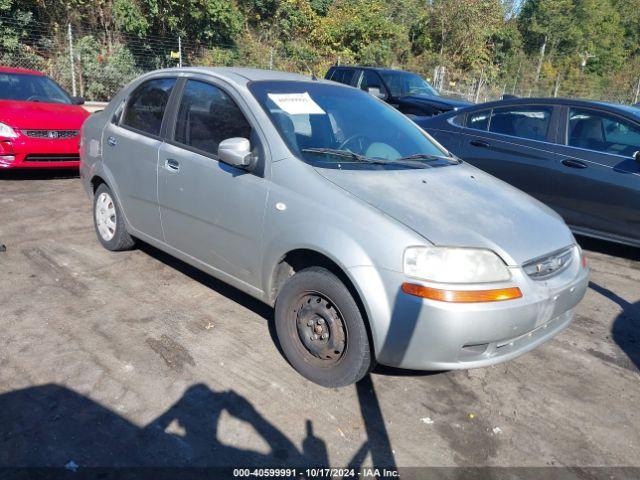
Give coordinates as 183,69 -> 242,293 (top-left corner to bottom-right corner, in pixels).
271,249 -> 374,357
90,175 -> 106,194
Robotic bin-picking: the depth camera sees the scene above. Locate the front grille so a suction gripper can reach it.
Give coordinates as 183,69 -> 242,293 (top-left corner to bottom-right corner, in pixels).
24,154 -> 80,162
523,246 -> 574,280
22,130 -> 79,139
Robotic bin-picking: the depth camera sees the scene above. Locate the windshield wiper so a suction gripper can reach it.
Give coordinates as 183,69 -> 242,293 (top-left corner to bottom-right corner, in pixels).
394,153 -> 460,163
301,147 -> 370,162
302,147 -> 432,169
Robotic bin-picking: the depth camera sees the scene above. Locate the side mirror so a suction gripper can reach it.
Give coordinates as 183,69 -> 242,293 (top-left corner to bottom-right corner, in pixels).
71,96 -> 85,105
218,137 -> 252,168
367,87 -> 387,100
634,151 -> 640,164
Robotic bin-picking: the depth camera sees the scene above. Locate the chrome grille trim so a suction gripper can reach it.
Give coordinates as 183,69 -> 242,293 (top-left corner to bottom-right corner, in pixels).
22,130 -> 79,139
523,245 -> 575,280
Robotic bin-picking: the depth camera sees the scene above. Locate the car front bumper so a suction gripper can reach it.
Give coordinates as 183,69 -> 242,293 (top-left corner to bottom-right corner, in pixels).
0,134 -> 80,169
348,247 -> 589,370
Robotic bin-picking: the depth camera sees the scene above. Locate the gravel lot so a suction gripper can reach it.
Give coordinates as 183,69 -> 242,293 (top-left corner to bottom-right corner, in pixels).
0,170 -> 638,473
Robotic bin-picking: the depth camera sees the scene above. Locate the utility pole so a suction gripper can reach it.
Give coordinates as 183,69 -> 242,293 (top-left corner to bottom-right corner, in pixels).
634,76 -> 640,104
474,67 -> 485,104
178,36 -> 182,68
511,61 -> 521,95
535,35 -> 547,84
67,24 -> 77,97
553,72 -> 561,98
269,47 -> 273,70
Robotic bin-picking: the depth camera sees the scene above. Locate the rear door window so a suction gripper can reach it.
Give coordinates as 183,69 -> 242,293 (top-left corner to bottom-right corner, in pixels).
121,78 -> 176,136
174,80 -> 252,157
568,108 -> 640,157
489,106 -> 552,141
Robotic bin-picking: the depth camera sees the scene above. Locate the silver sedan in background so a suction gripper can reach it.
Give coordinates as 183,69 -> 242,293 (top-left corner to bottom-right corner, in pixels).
80,68 -> 589,387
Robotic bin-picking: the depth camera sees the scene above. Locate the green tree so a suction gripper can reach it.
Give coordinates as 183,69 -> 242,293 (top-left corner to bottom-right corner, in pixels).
415,0 -> 506,71
573,0 -> 626,74
519,0 -> 580,81
313,0 -> 405,64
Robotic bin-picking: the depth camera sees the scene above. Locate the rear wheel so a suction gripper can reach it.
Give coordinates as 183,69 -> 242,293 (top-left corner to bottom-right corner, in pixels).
275,267 -> 372,387
93,183 -> 135,251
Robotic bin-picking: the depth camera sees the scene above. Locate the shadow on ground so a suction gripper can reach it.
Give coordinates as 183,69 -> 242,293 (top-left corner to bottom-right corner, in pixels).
0,378 -> 400,469
589,282 -> 640,372
0,383 -> 305,467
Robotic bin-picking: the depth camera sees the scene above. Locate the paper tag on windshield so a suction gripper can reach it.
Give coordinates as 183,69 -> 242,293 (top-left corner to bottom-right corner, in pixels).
267,92 -> 325,115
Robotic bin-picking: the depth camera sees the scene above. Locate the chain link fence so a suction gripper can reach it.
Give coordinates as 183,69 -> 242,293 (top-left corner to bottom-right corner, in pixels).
1,15 -> 250,101
2,15 -> 639,105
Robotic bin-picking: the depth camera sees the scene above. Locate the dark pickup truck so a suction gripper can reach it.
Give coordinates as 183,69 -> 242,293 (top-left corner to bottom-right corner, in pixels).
325,65 -> 471,117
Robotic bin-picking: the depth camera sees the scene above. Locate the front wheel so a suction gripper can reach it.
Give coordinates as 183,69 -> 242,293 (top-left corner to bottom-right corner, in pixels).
274,267 -> 372,387
93,183 -> 135,251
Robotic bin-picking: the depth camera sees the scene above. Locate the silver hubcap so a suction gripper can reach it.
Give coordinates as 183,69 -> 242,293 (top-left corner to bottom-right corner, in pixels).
95,192 -> 116,241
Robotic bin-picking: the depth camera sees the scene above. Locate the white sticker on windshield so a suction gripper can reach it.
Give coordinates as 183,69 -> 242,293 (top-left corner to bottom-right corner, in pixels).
267,92 -> 325,115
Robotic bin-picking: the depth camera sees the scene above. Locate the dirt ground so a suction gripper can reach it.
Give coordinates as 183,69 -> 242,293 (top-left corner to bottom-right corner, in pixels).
0,170 -> 638,474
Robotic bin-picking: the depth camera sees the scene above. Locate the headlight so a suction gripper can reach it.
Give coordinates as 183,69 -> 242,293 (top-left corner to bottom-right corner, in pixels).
404,246 -> 511,284
0,122 -> 18,139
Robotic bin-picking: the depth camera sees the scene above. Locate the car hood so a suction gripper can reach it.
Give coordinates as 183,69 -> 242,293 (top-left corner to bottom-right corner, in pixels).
0,100 -> 89,129
315,163 -> 574,266
399,94 -> 471,111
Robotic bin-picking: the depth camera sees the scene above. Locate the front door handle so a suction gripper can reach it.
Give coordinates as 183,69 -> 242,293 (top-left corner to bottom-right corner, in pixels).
562,159 -> 587,169
470,139 -> 490,148
165,158 -> 180,172
107,136 -> 117,147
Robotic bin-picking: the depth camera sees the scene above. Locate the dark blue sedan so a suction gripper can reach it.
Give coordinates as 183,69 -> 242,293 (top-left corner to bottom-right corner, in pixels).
416,98 -> 640,247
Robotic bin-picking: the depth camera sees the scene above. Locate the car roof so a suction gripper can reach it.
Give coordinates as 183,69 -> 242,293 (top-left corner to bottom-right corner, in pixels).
332,65 -> 412,75
0,66 -> 45,76
150,67 -> 317,87
465,96 -> 640,118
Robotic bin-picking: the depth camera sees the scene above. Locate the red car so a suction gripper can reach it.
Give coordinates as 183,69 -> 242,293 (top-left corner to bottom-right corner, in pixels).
0,66 -> 89,169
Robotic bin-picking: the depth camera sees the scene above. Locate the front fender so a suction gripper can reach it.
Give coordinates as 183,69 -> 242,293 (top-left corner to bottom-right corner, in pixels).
261,221 -> 375,302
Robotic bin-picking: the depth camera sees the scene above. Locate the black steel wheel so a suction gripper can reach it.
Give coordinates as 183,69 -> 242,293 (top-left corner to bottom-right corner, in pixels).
275,267 -> 371,387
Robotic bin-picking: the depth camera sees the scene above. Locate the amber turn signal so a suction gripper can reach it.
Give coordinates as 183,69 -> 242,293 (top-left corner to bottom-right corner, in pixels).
401,283 -> 523,303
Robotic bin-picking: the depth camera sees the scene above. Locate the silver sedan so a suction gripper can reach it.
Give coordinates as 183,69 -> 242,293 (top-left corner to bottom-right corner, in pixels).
80,67 -> 589,387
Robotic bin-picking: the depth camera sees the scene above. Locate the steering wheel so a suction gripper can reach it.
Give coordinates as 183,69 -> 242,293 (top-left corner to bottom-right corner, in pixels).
338,133 -> 370,153
26,95 -> 46,102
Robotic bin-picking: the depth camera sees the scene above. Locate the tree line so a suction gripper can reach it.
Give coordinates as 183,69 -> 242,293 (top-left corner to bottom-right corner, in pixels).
1,0 -> 639,102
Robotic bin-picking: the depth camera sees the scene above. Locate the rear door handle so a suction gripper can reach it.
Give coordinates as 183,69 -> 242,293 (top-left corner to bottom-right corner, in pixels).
562,159 -> 587,169
165,158 -> 180,172
470,139 -> 490,148
107,136 -> 117,147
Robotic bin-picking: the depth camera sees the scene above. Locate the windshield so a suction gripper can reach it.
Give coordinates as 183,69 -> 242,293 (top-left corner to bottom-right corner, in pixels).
249,81 -> 452,169
0,73 -> 72,104
378,71 -> 439,98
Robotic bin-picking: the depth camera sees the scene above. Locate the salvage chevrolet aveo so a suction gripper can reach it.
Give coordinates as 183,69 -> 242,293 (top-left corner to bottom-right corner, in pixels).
80,68 -> 589,387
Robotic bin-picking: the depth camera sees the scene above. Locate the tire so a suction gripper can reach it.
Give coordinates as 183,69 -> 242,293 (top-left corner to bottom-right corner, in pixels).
275,267 -> 372,387
93,183 -> 135,251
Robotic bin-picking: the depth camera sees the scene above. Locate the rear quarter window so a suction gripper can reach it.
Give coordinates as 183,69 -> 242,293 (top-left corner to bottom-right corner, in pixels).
121,78 -> 176,137
467,110 -> 491,131
449,114 -> 465,126
330,68 -> 357,86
